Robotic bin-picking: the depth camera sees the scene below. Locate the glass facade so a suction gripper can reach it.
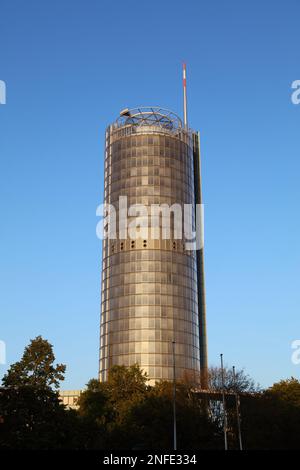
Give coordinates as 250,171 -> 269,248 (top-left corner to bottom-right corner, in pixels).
99,110 -> 201,384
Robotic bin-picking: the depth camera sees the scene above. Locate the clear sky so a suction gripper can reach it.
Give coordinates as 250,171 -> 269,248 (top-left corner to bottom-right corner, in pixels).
0,0 -> 299,389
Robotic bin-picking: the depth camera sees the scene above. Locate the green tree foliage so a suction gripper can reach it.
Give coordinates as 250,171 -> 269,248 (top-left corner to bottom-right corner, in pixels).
77,379 -> 109,422
267,377 -> 300,408
2,335 -> 66,390
0,337 -> 75,450
125,381 -> 222,449
77,365 -> 149,448
107,364 -> 149,402
0,386 -> 78,449
208,366 -> 259,393
2,341 -> 300,450
77,378 -> 113,440
78,367 -> 221,449
229,377 -> 300,450
240,389 -> 300,449
207,365 -> 260,443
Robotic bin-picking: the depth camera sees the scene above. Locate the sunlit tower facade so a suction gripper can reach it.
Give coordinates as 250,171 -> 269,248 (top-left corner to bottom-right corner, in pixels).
99,68 -> 208,387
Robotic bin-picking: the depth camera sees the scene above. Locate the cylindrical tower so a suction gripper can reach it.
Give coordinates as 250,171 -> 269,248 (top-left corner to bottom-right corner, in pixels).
99,107 -> 205,385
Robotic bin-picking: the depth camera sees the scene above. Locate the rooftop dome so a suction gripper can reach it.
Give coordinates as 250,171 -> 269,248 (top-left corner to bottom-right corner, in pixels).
116,107 -> 183,131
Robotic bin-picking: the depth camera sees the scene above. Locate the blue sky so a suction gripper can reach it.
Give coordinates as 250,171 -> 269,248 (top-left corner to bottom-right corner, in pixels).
0,0 -> 299,389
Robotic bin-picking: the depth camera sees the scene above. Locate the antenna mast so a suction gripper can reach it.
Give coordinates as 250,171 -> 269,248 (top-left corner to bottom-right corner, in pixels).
183,62 -> 188,128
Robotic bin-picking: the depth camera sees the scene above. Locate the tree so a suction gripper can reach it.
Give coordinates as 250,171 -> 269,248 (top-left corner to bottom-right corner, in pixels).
0,337 -> 78,450
240,388 -> 300,449
208,366 -> 259,393
78,365 -> 149,419
2,335 -> 66,389
77,379 -> 112,425
77,365 -> 149,449
207,366 -> 260,448
0,386 -> 70,449
106,364 -> 149,402
267,377 -> 300,408
126,380 -> 222,449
